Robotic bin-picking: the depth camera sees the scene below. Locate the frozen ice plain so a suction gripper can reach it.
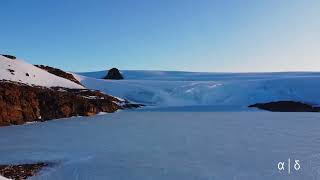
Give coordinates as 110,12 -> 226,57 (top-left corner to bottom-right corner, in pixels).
1,111 -> 320,180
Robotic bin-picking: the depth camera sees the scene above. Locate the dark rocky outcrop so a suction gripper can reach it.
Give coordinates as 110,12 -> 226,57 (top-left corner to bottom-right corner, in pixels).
249,101 -> 320,112
104,68 -> 124,80
35,65 -> 82,85
0,163 -> 49,180
1,54 -> 16,60
7,69 -> 15,75
0,81 -> 141,126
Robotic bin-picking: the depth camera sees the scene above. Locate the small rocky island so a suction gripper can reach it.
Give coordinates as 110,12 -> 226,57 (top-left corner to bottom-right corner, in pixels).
249,101 -> 320,112
0,163 -> 49,180
104,68 -> 124,80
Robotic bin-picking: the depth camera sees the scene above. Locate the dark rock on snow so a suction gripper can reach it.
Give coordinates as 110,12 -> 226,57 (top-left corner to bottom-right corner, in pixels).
35,65 -> 82,85
104,68 -> 124,80
0,163 -> 49,180
7,69 -> 15,75
1,54 -> 16,60
249,101 -> 320,112
7,69 -> 15,73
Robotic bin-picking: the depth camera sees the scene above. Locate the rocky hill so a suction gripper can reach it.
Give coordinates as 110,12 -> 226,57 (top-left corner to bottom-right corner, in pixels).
104,68 -> 124,80
0,55 -> 141,126
0,55 -> 84,89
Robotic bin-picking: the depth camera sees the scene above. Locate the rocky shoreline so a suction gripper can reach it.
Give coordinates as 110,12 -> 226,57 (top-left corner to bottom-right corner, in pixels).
0,80 -> 142,126
0,163 -> 49,180
249,101 -> 320,112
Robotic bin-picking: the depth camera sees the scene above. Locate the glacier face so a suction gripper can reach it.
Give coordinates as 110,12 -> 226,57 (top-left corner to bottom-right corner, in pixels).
74,71 -> 320,107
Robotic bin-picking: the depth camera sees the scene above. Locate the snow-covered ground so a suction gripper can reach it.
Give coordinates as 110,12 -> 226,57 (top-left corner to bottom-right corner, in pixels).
0,112 -> 319,180
0,176 -> 10,180
75,70 -> 320,107
0,55 -> 84,89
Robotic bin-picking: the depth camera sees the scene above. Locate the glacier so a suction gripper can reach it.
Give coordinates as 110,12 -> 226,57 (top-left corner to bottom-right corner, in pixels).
75,70 -> 320,107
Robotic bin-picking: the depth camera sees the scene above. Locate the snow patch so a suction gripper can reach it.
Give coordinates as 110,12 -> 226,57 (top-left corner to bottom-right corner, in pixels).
0,55 -> 84,89
0,176 -> 11,180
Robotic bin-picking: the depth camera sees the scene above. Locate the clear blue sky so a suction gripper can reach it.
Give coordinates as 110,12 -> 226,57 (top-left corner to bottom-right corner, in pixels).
1,0 -> 319,72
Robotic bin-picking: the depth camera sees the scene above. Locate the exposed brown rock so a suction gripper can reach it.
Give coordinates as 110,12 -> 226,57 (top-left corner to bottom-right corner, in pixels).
35,65 -> 82,85
0,163 -> 48,180
0,81 -> 141,126
249,101 -> 320,112
104,68 -> 124,80
0,82 -> 40,126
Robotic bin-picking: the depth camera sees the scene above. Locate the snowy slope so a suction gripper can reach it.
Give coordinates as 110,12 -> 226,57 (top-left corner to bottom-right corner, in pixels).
0,112 -> 319,179
74,71 -> 320,107
0,176 -> 10,180
0,55 -> 84,89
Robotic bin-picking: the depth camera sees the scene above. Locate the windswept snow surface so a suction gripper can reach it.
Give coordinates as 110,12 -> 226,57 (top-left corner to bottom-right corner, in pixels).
75,70 -> 320,107
0,176 -> 10,180
0,112 -> 320,179
0,55 -> 84,89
